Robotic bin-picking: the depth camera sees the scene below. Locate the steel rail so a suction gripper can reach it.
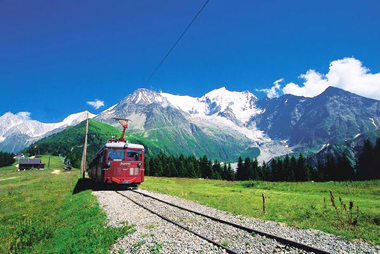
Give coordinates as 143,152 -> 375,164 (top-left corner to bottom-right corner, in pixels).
115,191 -> 237,254
131,190 -> 331,254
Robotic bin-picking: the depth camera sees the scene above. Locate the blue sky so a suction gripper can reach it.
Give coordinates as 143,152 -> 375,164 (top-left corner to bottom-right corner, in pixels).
1,0 -> 380,122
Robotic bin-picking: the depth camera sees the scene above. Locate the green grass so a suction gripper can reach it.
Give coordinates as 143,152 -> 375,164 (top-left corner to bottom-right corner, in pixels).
0,156 -> 134,253
141,177 -> 380,244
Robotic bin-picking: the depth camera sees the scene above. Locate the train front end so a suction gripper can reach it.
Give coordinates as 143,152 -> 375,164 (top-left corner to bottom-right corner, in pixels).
104,142 -> 145,185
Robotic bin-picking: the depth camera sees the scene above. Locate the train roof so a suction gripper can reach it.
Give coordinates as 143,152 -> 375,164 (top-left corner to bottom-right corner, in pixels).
105,142 -> 144,150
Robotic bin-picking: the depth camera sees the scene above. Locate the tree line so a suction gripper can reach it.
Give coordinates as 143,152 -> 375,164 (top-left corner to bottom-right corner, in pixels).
0,152 -> 15,167
146,153 -> 235,180
146,138 -> 380,182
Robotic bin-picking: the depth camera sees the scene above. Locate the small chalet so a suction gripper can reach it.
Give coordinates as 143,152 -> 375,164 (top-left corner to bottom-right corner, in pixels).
18,159 -> 45,170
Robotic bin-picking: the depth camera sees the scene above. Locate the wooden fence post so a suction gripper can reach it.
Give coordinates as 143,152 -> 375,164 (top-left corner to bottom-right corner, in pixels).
262,193 -> 266,214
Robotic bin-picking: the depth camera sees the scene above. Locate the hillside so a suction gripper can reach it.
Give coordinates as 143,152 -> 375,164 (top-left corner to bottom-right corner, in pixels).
0,157 -> 132,253
24,119 -> 162,167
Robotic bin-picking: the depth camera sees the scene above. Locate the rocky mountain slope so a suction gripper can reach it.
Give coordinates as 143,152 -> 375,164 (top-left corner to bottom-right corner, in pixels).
251,87 -> 380,152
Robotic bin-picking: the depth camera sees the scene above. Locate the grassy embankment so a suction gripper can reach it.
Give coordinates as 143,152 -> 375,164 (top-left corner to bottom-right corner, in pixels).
0,155 -> 133,253
141,177 -> 380,245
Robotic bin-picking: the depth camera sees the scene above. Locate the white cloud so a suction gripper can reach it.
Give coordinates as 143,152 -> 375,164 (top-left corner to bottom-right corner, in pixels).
16,111 -> 31,120
256,78 -> 284,99
87,99 -> 105,109
282,58 -> 380,100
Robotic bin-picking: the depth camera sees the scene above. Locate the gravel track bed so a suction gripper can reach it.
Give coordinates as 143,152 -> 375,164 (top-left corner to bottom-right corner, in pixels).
135,189 -> 380,254
123,190 -> 304,253
93,190 -> 226,254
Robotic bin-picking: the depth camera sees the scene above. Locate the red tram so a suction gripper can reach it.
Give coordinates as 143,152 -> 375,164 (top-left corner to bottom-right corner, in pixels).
88,118 -> 145,186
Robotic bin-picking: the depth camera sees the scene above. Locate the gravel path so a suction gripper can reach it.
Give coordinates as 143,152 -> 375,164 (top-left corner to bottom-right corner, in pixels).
94,190 -> 226,254
135,189 -> 380,254
123,190 -> 304,253
93,189 -> 380,254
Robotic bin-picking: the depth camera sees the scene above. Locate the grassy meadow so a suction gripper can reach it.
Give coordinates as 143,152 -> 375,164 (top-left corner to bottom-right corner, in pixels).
0,156 -> 133,254
141,177 -> 380,245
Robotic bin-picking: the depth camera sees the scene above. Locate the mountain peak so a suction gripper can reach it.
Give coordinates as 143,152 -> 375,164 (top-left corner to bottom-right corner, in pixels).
203,87 -> 257,101
318,86 -> 379,102
123,88 -> 164,105
58,111 -> 96,127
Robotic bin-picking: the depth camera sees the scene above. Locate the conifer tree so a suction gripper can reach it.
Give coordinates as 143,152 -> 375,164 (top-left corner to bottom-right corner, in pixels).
227,163 -> 235,181
357,139 -> 374,180
200,155 -> 209,178
337,153 -> 354,180
236,156 -> 245,180
145,158 -> 150,176
244,157 -> 252,180
373,138 -> 380,179
252,158 -> 259,180
270,159 -> 278,181
290,155 -> 298,181
213,160 -> 222,179
325,154 -> 337,181
176,154 -> 187,177
297,153 -> 309,181
277,159 -> 284,181
283,155 -> 293,181
261,161 -> 270,180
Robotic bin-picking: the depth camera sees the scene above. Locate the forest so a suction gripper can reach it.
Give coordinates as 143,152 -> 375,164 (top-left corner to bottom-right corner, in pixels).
146,138 -> 380,181
0,151 -> 15,167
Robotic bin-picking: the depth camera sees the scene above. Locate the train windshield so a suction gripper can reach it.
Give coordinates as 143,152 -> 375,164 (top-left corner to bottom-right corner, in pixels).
108,149 -> 125,161
126,150 -> 142,161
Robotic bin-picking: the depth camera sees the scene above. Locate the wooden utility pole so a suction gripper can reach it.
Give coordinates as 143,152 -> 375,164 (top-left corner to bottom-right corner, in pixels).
80,113 -> 89,179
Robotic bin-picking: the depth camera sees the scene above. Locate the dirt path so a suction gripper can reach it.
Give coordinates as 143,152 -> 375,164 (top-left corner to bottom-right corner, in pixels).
0,176 -> 19,182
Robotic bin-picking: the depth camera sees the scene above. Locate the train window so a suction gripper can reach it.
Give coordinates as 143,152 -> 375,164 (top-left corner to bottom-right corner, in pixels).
108,149 -> 125,161
126,150 -> 142,161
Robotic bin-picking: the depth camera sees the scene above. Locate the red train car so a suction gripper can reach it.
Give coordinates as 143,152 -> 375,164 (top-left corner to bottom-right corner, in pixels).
87,118 -> 145,186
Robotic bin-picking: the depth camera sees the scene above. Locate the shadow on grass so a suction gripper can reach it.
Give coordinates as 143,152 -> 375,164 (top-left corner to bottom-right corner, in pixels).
72,179 -> 137,194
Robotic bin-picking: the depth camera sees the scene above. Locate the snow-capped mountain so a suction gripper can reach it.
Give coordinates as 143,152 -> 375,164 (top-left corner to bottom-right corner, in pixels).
2,86 -> 380,163
95,87 -> 380,162
161,87 -> 262,126
95,88 -> 291,162
0,111 -> 95,152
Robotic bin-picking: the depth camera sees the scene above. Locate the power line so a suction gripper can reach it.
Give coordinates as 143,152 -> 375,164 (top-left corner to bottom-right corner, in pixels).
144,0 -> 211,86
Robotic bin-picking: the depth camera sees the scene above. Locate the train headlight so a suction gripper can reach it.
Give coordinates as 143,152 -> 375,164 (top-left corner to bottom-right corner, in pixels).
137,162 -> 142,168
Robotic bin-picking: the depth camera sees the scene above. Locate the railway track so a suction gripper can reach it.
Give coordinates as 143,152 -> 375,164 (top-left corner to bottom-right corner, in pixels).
116,190 -> 332,254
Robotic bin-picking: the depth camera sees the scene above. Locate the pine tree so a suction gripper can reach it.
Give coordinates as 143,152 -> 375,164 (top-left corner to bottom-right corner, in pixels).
261,161 -> 270,180
252,158 -> 259,180
213,160 -> 222,179
176,154 -> 187,177
145,157 -> 150,176
297,153 -> 310,181
290,155 -> 298,182
270,159 -> 278,181
337,153 -> 354,180
283,155 -> 292,181
373,138 -> 380,179
200,155 -> 209,178
227,163 -> 235,181
325,154 -> 337,181
244,157 -> 252,180
236,156 -> 245,181
277,159 -> 284,181
357,139 -> 374,180
207,159 -> 215,179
